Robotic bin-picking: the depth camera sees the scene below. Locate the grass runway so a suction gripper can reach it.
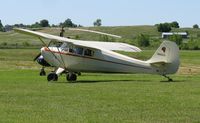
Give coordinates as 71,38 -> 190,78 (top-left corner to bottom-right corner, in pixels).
0,49 -> 200,123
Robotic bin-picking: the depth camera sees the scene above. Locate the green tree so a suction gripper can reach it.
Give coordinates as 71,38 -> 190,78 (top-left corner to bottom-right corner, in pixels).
157,23 -> 172,32
1,42 -> 7,46
187,38 -> 199,50
40,19 -> 50,27
0,20 -> 4,32
169,34 -> 183,45
93,19 -> 102,26
52,24 -> 58,27
14,23 -> 26,28
170,21 -> 179,28
137,34 -> 150,47
193,24 -> 199,29
61,19 -> 77,27
31,22 -> 41,28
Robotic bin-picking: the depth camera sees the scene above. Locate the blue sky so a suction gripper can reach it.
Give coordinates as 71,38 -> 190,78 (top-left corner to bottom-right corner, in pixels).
0,0 -> 199,27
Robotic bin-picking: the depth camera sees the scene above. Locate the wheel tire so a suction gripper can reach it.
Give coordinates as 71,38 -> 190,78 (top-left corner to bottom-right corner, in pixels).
47,73 -> 58,81
71,74 -> 77,81
67,74 -> 77,82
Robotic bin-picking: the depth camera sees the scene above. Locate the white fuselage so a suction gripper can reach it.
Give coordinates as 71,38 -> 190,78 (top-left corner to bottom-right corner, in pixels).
41,47 -> 160,75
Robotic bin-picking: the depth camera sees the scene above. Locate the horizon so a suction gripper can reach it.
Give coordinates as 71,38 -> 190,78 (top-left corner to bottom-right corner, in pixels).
0,0 -> 200,28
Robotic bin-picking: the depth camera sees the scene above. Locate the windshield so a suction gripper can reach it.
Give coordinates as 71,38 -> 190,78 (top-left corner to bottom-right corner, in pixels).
49,41 -> 63,47
60,43 -> 84,55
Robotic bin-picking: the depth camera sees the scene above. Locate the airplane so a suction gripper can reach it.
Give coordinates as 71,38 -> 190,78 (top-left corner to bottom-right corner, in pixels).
14,28 -> 180,82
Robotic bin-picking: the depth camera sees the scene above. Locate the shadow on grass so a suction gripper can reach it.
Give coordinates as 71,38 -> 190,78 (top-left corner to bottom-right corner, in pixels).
160,80 -> 186,83
75,79 -> 140,83
75,79 -> 186,83
49,79 -> 157,84
48,78 -> 187,84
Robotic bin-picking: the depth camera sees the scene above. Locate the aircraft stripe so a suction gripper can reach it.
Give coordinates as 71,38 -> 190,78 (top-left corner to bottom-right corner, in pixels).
44,48 -> 151,70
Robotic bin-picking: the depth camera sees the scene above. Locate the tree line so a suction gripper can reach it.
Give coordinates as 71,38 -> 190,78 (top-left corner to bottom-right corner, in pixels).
136,21 -> 200,50
0,18 -> 102,32
156,21 -> 199,32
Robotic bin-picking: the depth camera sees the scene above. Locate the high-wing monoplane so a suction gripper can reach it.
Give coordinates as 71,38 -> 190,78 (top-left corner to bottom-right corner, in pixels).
14,28 -> 179,82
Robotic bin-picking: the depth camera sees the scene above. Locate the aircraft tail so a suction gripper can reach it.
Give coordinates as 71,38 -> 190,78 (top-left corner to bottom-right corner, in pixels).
147,41 -> 180,75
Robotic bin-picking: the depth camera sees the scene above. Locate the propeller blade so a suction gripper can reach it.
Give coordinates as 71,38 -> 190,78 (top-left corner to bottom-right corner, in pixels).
68,28 -> 122,38
33,53 -> 41,61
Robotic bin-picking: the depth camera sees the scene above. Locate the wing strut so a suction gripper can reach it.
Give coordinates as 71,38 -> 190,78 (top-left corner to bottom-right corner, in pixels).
56,47 -> 67,69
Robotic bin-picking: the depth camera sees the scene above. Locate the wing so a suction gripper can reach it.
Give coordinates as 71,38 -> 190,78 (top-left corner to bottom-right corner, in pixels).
14,28 -> 74,43
14,28 -> 141,52
68,28 -> 122,38
76,41 -> 141,52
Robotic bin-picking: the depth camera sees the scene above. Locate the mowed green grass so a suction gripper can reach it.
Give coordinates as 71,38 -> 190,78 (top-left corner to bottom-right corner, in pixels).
0,49 -> 200,123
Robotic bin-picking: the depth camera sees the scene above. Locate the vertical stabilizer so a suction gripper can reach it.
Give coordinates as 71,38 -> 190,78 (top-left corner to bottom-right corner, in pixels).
147,41 -> 180,74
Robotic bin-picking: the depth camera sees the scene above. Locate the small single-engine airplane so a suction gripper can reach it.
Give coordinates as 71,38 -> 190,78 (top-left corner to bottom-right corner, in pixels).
14,28 -> 179,82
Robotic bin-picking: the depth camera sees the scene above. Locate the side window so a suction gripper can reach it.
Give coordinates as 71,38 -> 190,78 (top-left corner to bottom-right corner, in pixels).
84,49 -> 94,56
68,45 -> 74,53
76,47 -> 84,55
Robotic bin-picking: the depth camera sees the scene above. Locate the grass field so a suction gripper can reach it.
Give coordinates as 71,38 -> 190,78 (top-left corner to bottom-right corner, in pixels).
0,49 -> 200,123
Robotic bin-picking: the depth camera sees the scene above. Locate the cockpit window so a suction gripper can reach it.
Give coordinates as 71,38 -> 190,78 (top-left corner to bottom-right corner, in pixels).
60,43 -> 83,55
84,49 -> 94,56
60,43 -> 94,56
60,43 -> 69,52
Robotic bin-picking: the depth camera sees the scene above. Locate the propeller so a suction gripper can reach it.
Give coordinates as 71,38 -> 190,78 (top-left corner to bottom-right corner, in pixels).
34,52 -> 41,61
68,28 -> 122,39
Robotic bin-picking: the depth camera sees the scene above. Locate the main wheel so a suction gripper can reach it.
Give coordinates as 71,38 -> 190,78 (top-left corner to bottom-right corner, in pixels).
67,73 -> 77,82
47,73 -> 58,81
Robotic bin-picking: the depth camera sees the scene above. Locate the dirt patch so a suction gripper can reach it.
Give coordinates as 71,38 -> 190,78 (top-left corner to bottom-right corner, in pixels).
178,64 -> 200,75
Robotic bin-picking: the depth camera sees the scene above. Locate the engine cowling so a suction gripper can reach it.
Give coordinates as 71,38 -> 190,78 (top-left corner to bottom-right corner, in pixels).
37,56 -> 51,67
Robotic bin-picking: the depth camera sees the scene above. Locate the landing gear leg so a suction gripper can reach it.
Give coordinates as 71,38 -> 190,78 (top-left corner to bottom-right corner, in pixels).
66,73 -> 77,82
47,72 -> 58,81
163,75 -> 173,82
40,67 -> 46,76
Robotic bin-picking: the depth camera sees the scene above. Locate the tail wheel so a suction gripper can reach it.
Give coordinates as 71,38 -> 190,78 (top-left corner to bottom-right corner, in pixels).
67,73 -> 77,82
47,73 -> 58,81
